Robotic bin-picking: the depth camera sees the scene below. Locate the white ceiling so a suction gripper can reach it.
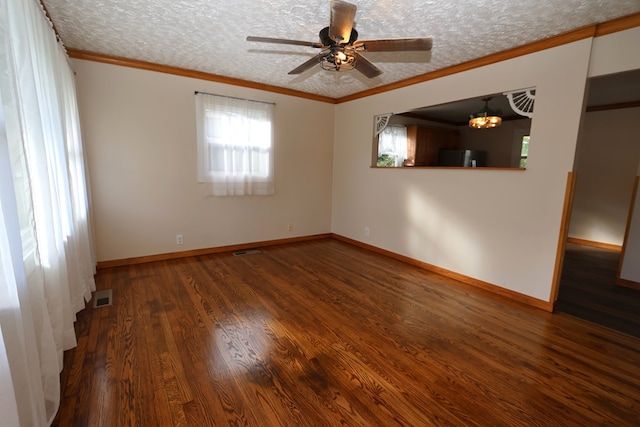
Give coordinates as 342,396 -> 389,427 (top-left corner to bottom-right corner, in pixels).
43,0 -> 640,99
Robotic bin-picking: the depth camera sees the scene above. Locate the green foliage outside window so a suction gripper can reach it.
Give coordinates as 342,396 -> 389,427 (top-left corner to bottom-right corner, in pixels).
520,136 -> 530,168
377,154 -> 397,167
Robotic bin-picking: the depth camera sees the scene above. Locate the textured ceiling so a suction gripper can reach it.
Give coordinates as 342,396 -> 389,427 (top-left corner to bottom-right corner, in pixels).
43,0 -> 640,99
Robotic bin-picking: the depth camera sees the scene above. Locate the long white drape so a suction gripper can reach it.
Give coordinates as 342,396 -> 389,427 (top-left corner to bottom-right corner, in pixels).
196,93 -> 275,196
0,0 -> 96,425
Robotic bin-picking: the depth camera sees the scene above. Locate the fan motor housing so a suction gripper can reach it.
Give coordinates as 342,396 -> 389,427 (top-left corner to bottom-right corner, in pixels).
320,26 -> 358,46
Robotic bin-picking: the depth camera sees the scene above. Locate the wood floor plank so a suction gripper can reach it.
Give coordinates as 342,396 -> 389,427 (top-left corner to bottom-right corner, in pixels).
53,238 -> 640,426
557,243 -> 640,336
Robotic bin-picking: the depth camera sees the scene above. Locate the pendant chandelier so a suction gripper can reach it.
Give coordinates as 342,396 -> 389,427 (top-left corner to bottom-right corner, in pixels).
469,97 -> 502,129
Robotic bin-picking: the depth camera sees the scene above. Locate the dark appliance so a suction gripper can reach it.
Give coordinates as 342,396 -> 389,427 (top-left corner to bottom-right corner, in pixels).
438,149 -> 487,167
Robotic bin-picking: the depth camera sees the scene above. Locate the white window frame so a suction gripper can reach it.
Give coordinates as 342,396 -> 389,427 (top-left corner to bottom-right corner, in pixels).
195,92 -> 274,196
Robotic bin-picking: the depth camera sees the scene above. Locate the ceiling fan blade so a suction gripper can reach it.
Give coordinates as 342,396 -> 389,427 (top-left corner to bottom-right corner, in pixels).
354,52 -> 382,78
247,36 -> 323,49
354,37 -> 433,52
288,56 -> 319,75
329,0 -> 357,44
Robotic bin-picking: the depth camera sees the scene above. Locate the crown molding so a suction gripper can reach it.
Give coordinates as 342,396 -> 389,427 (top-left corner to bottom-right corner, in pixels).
66,12 -> 640,105
336,25 -> 597,103
586,100 -> 640,112
66,49 -> 337,104
595,11 -> 640,36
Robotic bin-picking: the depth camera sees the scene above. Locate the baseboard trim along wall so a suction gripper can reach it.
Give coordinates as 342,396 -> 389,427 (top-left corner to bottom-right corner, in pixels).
96,232 -> 553,312
95,234 -> 332,269
616,277 -> 640,290
566,237 -> 623,251
332,234 -> 554,313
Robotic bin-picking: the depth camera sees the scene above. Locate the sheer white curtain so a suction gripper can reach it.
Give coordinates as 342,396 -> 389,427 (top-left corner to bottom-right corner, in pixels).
196,92 -> 275,196
0,0 -> 96,425
378,125 -> 407,167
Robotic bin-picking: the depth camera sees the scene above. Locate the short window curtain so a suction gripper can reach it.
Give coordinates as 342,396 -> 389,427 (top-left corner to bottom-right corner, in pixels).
195,93 -> 274,196
378,125 -> 407,167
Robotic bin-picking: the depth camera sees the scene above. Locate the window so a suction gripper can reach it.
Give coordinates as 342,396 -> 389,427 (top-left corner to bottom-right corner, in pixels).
520,135 -> 530,168
377,125 -> 407,167
6,132 -> 37,269
195,92 -> 274,196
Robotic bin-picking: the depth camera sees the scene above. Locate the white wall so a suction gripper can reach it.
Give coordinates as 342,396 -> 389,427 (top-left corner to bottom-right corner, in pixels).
332,39 -> 593,302
73,60 -> 335,262
588,26 -> 640,78
569,107 -> 640,245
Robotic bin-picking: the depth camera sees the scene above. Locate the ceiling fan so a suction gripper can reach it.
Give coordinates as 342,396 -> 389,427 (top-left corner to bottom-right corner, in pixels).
246,0 -> 433,78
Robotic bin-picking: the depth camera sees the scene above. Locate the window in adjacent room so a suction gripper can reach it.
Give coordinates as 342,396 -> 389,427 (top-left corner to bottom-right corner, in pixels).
377,125 -> 407,167
195,92 -> 274,196
520,135 -> 530,168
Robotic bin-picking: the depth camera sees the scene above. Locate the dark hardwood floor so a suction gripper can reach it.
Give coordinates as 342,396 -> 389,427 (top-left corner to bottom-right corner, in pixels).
556,242 -> 640,338
53,238 -> 640,426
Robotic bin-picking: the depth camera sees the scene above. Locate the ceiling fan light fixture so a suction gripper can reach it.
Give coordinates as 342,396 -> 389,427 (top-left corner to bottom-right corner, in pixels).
247,0 -> 432,78
319,48 -> 356,72
469,97 -> 502,129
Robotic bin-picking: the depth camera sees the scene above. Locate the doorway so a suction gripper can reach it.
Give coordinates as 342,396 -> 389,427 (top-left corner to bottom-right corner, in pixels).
554,69 -> 640,336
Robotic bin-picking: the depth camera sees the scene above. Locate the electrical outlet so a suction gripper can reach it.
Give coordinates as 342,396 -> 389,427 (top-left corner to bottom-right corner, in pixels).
287,223 -> 293,231
176,234 -> 184,245
364,227 -> 370,236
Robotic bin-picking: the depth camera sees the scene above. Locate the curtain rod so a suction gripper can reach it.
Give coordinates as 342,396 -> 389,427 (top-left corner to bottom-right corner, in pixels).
194,91 -> 275,106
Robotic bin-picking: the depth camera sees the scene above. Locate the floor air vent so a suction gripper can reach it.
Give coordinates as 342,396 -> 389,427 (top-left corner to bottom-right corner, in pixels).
233,249 -> 262,256
93,289 -> 113,308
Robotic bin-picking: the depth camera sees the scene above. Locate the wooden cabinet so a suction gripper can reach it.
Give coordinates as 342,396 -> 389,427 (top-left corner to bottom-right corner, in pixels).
405,125 -> 459,166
